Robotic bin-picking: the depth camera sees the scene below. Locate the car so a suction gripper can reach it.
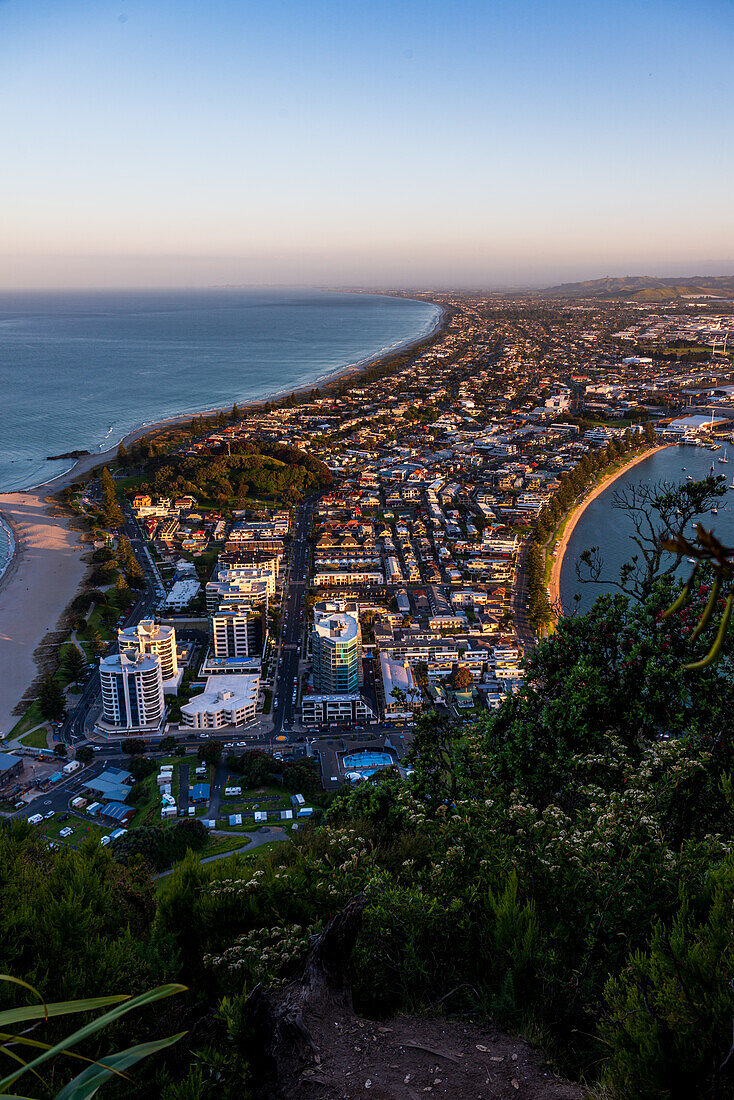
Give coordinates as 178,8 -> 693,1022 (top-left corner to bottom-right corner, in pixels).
100,835 -> 111,847
59,812 -> 69,821
59,827 -> 74,838
330,776 -> 338,782
13,800 -> 25,810
44,811 -> 55,820
92,746 -> 102,752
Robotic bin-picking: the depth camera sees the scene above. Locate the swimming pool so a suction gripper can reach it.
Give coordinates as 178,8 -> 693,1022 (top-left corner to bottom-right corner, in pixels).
342,751 -> 394,771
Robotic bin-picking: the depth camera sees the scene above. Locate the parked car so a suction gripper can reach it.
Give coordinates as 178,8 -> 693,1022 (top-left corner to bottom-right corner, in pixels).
44,810 -> 55,820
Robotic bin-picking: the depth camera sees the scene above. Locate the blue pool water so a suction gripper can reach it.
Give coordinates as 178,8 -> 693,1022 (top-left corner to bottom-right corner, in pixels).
342,751 -> 395,771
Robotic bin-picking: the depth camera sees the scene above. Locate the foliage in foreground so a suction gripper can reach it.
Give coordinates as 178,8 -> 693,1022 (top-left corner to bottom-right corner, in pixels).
0,978 -> 185,1100
1,582 -> 733,1097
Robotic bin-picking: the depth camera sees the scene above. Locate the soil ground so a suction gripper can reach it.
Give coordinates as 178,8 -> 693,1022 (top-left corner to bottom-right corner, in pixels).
280,1010 -> 584,1100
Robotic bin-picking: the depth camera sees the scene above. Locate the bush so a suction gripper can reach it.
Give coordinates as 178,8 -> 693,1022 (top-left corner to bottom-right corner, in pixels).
602,862 -> 734,1100
127,756 -> 157,780
112,820 -> 208,872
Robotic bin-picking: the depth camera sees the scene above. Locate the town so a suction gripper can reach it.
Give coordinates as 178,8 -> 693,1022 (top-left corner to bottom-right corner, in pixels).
4,286 -> 734,861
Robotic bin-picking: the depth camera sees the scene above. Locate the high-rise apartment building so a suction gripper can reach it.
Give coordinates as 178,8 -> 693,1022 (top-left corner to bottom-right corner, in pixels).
99,652 -> 165,732
211,607 -> 264,658
312,612 -> 361,694
118,620 -> 178,685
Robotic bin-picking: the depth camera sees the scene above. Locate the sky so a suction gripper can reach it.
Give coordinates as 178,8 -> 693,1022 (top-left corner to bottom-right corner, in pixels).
2,0 -> 733,289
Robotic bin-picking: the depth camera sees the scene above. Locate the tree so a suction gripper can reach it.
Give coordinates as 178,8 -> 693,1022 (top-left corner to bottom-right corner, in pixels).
231,403 -> 240,421
62,644 -> 86,687
99,466 -> 124,528
576,475 -> 726,602
198,741 -> 222,766
53,742 -> 68,757
408,709 -> 474,808
38,673 -> 65,723
75,745 -> 94,765
121,737 -> 146,756
451,665 -> 474,690
159,735 -> 177,753
117,441 -> 129,468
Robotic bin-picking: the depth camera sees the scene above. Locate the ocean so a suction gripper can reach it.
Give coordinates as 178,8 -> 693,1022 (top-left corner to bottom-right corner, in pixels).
559,443 -> 734,612
0,287 -> 440,578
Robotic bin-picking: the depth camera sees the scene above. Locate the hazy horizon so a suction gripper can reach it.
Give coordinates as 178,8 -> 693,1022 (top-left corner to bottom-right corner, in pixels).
3,0 -> 733,290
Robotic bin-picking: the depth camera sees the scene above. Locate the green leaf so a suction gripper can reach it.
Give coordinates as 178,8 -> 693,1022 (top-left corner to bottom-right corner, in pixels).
53,1033 -> 187,1100
0,998 -> 127,1029
0,985 -> 186,1091
0,980 -> 44,1016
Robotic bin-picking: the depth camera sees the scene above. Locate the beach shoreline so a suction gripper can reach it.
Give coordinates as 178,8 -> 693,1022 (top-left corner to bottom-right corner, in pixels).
0,492 -> 89,736
548,444 -> 671,612
21,295 -> 446,497
0,296 -> 445,730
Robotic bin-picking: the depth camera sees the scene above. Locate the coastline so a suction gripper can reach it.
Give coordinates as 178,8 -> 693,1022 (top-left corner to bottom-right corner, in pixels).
548,444 -> 671,612
0,515 -> 15,586
22,295 -> 446,497
0,492 -> 89,736
0,295 -> 445,730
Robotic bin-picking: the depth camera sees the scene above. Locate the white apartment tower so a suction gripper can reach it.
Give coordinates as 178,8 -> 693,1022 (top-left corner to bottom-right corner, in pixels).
99,652 -> 165,732
211,608 -> 264,658
118,620 -> 178,683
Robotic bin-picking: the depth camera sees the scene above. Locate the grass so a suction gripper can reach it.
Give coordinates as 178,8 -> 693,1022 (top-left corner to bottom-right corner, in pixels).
201,835 -> 254,858
113,475 -> 146,492
16,726 -> 51,750
8,702 -> 46,742
39,816 -> 108,848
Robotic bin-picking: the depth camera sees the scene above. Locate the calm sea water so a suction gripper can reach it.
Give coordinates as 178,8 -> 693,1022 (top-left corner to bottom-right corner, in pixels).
559,443 -> 734,612
0,288 -> 439,576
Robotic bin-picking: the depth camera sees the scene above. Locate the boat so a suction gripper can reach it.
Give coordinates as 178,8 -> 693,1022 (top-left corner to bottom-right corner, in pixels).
711,508 -> 719,515
687,558 -> 697,564
720,449 -> 729,464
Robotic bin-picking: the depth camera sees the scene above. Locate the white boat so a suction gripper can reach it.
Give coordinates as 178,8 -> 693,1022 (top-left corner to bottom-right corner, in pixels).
720,449 -> 729,464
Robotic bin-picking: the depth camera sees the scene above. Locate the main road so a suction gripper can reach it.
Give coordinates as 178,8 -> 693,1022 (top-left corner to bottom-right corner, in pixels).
61,508 -> 159,745
272,497 -> 314,734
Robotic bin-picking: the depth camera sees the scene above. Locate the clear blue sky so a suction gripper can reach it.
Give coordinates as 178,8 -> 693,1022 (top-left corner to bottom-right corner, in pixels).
2,0 -> 733,288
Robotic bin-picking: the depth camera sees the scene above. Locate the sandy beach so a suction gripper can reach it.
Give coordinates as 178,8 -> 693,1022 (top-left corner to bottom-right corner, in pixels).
548,445 -> 670,611
0,493 -> 88,735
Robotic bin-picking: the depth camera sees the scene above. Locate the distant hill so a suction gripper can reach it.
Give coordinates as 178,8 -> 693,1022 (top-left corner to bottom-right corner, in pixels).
541,275 -> 734,302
